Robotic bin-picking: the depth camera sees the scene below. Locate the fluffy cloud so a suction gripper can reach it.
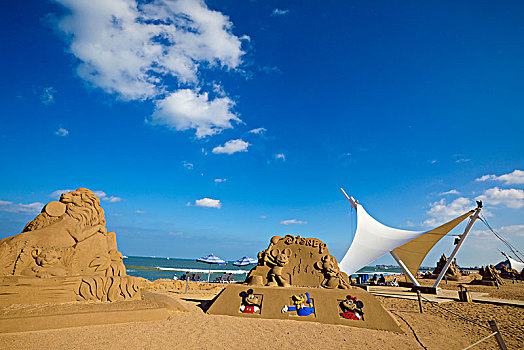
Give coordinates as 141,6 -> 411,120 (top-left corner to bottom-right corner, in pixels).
51,189 -> 121,202
476,187 -> 524,209
212,139 -> 249,154
54,0 -> 246,137
55,127 -> 69,136
440,189 -> 460,196
423,197 -> 473,227
476,170 -> 524,185
150,89 -> 240,138
0,200 -> 43,214
473,224 -> 524,238
214,178 -> 227,183
248,127 -> 266,135
275,153 -> 285,161
280,219 -> 307,225
272,9 -> 289,16
193,198 -> 221,208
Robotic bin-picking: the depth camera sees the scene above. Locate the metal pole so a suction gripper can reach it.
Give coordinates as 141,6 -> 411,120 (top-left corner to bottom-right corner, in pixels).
340,188 -> 357,209
433,208 -> 481,288
390,250 -> 421,287
416,290 -> 424,313
488,320 -> 508,350
185,273 -> 189,294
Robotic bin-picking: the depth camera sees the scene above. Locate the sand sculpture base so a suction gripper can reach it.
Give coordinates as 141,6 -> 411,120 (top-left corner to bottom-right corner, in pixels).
0,275 -> 141,306
206,284 -> 402,333
0,290 -> 186,333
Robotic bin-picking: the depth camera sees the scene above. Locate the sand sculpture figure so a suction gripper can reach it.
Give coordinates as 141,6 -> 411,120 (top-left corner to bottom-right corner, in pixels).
246,235 -> 351,289
339,295 -> 364,320
431,254 -> 461,278
0,188 -> 140,304
239,289 -> 262,314
281,292 -> 315,317
499,265 -> 519,279
479,265 -> 505,285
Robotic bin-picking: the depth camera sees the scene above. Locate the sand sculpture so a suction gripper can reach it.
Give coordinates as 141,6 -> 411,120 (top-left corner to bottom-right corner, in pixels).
430,254 -> 461,278
206,235 -> 402,332
0,188 -> 140,305
245,235 -> 351,289
499,265 -> 520,280
477,265 -> 505,286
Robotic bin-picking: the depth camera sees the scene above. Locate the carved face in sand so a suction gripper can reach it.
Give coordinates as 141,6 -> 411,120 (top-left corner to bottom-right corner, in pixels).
32,248 -> 61,267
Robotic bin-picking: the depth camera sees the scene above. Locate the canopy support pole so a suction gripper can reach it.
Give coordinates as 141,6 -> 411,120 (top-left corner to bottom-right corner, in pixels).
340,188 -> 357,209
433,207 -> 482,288
390,250 -> 421,286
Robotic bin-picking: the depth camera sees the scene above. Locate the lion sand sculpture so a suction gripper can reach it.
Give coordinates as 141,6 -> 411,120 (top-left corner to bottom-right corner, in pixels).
0,188 -> 140,305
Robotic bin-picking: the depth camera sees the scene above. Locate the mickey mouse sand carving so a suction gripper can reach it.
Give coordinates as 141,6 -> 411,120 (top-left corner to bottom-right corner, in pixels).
266,248 -> 292,287
239,289 -> 262,314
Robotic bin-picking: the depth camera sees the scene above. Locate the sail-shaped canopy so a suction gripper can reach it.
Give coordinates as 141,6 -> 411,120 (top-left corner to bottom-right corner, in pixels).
392,211 -> 473,278
339,203 -> 472,276
507,256 -> 524,272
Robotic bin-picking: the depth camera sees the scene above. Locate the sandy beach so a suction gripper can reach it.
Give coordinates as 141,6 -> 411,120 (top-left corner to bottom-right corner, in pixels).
1,279 -> 522,350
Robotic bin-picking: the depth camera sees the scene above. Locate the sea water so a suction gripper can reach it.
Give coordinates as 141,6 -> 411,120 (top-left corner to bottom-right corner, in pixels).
124,256 -> 407,282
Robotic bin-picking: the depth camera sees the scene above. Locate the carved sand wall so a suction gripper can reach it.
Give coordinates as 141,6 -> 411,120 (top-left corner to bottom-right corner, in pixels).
0,188 -> 140,304
245,235 -> 351,289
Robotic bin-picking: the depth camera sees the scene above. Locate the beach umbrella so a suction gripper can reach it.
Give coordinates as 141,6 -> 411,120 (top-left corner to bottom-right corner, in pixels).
233,256 -> 257,267
233,256 -> 258,275
197,253 -> 227,282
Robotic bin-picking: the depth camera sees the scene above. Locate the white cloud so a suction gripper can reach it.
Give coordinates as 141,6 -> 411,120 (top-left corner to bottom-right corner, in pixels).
280,219 -> 307,225
150,89 -> 240,138
212,139 -> 249,154
423,197 -> 473,227
259,215 -> 267,219
275,153 -> 285,161
168,231 -> 183,236
105,196 -> 122,202
182,161 -> 194,170
473,224 -> 524,238
440,189 -> 460,196
55,127 -> 69,137
476,187 -> 524,209
53,0 -> 246,137
194,198 -> 221,208
476,170 -> 524,185
39,86 -> 56,105
50,189 -> 74,198
456,158 -> 471,163
272,9 -> 289,16
430,159 -> 437,164
214,178 -> 227,183
249,127 -> 266,135
0,200 -> 43,214
135,210 -> 146,214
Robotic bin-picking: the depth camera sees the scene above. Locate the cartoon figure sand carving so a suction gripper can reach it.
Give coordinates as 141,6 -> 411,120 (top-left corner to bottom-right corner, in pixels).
339,295 -> 364,320
239,289 -> 262,314
281,292 -> 315,317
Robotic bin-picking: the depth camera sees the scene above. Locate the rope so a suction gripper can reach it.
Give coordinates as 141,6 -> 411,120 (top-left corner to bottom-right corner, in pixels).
419,295 -> 491,330
479,215 -> 524,262
462,332 -> 498,350
389,310 -> 428,350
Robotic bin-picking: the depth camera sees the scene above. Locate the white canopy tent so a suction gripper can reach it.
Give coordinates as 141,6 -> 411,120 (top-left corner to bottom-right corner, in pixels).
339,189 -> 481,287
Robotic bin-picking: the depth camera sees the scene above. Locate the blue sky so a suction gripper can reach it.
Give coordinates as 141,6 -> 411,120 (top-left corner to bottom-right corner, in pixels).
1,0 -> 523,267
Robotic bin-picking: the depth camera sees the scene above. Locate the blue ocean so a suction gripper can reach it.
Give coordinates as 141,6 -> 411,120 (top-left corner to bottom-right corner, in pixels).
123,256 -> 407,282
